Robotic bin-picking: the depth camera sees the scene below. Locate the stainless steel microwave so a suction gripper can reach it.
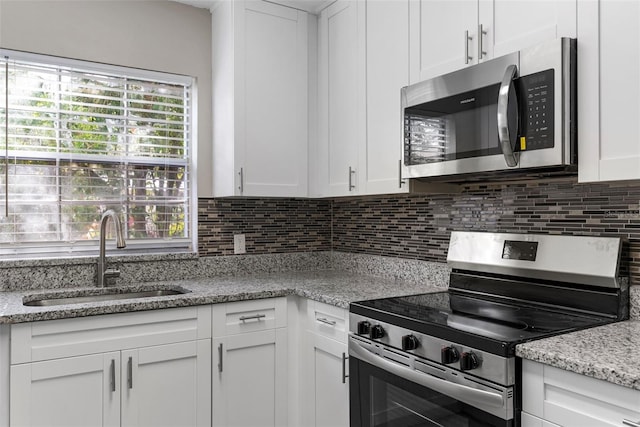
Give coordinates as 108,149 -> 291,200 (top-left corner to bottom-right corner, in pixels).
401,38 -> 576,181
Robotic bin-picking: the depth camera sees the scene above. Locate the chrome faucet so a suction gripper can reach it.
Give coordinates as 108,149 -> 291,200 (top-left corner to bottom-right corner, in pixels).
97,210 -> 126,287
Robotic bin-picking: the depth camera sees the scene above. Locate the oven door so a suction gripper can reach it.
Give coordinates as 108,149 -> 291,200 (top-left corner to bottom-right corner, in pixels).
349,336 -> 514,427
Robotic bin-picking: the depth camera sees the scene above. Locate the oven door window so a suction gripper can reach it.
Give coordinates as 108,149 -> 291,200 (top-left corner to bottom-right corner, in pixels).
351,359 -> 513,427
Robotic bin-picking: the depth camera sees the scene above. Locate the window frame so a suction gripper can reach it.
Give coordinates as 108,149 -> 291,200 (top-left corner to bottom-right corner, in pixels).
0,48 -> 198,259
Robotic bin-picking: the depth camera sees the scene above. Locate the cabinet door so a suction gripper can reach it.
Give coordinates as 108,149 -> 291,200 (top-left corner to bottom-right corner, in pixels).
120,340 -> 211,427
10,352 -> 120,427
317,0 -> 366,196
212,0 -> 308,197
238,0 -> 308,197
486,0 -> 576,58
213,329 -> 288,427
409,0 -> 478,83
578,0 -> 640,182
363,0 -> 410,195
301,333 -> 349,427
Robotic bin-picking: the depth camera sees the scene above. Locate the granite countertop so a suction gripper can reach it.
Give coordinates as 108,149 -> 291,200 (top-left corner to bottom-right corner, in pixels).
0,269 -> 444,324
516,320 -> 640,391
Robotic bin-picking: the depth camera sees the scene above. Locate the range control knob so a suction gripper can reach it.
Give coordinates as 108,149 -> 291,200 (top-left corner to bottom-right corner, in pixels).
441,346 -> 460,364
370,324 -> 386,340
357,321 -> 371,335
402,335 -> 420,351
460,351 -> 480,371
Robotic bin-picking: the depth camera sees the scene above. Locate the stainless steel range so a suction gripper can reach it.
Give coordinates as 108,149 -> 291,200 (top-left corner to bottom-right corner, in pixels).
348,231 -> 627,427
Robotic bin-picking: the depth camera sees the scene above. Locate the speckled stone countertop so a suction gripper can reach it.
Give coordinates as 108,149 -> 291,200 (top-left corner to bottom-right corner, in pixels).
516,320 -> 640,391
0,269 -> 444,324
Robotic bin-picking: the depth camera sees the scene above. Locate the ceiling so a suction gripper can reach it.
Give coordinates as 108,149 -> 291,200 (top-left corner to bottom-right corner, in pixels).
173,0 -> 334,14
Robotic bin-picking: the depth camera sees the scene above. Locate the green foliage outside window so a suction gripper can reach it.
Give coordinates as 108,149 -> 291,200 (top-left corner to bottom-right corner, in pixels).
0,59 -> 191,249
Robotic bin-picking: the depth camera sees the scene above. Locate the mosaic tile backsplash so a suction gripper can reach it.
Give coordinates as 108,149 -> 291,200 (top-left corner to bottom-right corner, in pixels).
199,177 -> 640,284
198,198 -> 332,256
332,178 -> 640,282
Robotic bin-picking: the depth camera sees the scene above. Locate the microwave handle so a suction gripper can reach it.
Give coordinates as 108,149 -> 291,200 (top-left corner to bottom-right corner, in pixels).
497,64 -> 519,167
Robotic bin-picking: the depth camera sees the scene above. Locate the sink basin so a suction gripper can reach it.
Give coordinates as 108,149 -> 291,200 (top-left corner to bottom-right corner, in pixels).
23,288 -> 189,307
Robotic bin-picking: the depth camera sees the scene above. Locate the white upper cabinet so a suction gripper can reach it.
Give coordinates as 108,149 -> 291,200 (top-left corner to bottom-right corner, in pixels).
212,0 -> 308,197
409,0 -> 479,83
409,0 -> 576,84
363,0 -> 410,195
315,0 -> 365,197
314,0 -> 409,197
489,0 -> 576,58
578,0 -> 640,182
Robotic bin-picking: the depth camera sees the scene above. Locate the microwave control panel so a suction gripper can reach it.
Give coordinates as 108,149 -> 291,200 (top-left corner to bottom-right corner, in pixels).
519,69 -> 554,151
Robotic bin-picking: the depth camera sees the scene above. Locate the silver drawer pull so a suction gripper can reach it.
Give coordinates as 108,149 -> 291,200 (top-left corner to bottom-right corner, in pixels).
317,317 -> 337,326
239,313 -> 266,322
623,420 -> 640,427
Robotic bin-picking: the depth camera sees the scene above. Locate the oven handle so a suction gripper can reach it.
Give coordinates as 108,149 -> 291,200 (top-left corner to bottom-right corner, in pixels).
497,64 -> 519,168
349,339 -> 504,409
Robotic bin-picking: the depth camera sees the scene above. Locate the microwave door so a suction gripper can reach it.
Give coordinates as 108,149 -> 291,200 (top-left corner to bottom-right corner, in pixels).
404,83 -> 508,178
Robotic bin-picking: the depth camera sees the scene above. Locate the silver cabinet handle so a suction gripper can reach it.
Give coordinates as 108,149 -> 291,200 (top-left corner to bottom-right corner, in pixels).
350,338 -> 504,408
398,159 -> 405,188
238,168 -> 244,194
464,30 -> 473,64
342,352 -> 349,384
239,313 -> 266,322
348,166 -> 356,191
623,420 -> 640,427
497,64 -> 519,167
218,343 -> 223,373
478,24 -> 487,60
110,359 -> 116,392
127,356 -> 133,389
317,317 -> 336,326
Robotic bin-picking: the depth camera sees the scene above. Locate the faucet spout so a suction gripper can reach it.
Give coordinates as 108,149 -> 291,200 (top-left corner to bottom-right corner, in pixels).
97,210 -> 127,287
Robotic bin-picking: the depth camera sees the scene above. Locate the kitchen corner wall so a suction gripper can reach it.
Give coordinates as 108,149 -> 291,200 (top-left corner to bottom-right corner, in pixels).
198,177 -> 640,284
198,198 -> 332,256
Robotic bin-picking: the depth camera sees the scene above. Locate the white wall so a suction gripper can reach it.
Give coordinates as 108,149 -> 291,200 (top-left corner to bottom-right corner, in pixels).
0,0 -> 213,197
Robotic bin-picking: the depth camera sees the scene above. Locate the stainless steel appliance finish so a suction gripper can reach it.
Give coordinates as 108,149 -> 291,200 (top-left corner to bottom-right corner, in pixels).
401,38 -> 576,180
349,231 -> 626,427
447,231 -> 623,288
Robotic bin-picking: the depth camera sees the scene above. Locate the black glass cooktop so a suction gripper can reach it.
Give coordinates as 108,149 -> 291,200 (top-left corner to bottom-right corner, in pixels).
350,291 -> 614,356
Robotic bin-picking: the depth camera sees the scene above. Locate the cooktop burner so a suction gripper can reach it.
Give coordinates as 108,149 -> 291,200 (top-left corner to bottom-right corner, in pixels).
350,290 -> 613,356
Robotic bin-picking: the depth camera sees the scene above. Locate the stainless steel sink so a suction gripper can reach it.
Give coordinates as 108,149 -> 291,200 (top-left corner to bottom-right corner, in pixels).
23,288 -> 189,307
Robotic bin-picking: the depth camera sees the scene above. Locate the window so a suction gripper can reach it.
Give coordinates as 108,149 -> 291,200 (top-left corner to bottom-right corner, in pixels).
0,50 -> 196,257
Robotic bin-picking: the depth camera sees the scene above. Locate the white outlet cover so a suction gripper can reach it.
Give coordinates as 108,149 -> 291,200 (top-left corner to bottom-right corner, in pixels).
234,234 -> 246,254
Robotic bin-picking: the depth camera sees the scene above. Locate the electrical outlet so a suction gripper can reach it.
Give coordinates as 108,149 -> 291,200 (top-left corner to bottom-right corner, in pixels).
234,234 -> 246,254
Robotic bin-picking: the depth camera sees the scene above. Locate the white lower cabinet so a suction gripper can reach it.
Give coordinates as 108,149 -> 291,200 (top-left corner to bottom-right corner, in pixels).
300,300 -> 349,427
120,342 -> 211,427
8,307 -> 212,427
522,359 -> 640,427
212,298 -> 288,427
11,352 -> 120,427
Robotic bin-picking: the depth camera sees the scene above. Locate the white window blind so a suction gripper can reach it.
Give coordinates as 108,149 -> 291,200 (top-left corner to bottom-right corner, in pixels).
0,50 -> 195,257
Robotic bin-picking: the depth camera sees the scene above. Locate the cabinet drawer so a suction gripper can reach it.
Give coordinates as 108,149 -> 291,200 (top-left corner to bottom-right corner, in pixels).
11,306 -> 212,364
212,297 -> 287,337
307,300 -> 348,343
